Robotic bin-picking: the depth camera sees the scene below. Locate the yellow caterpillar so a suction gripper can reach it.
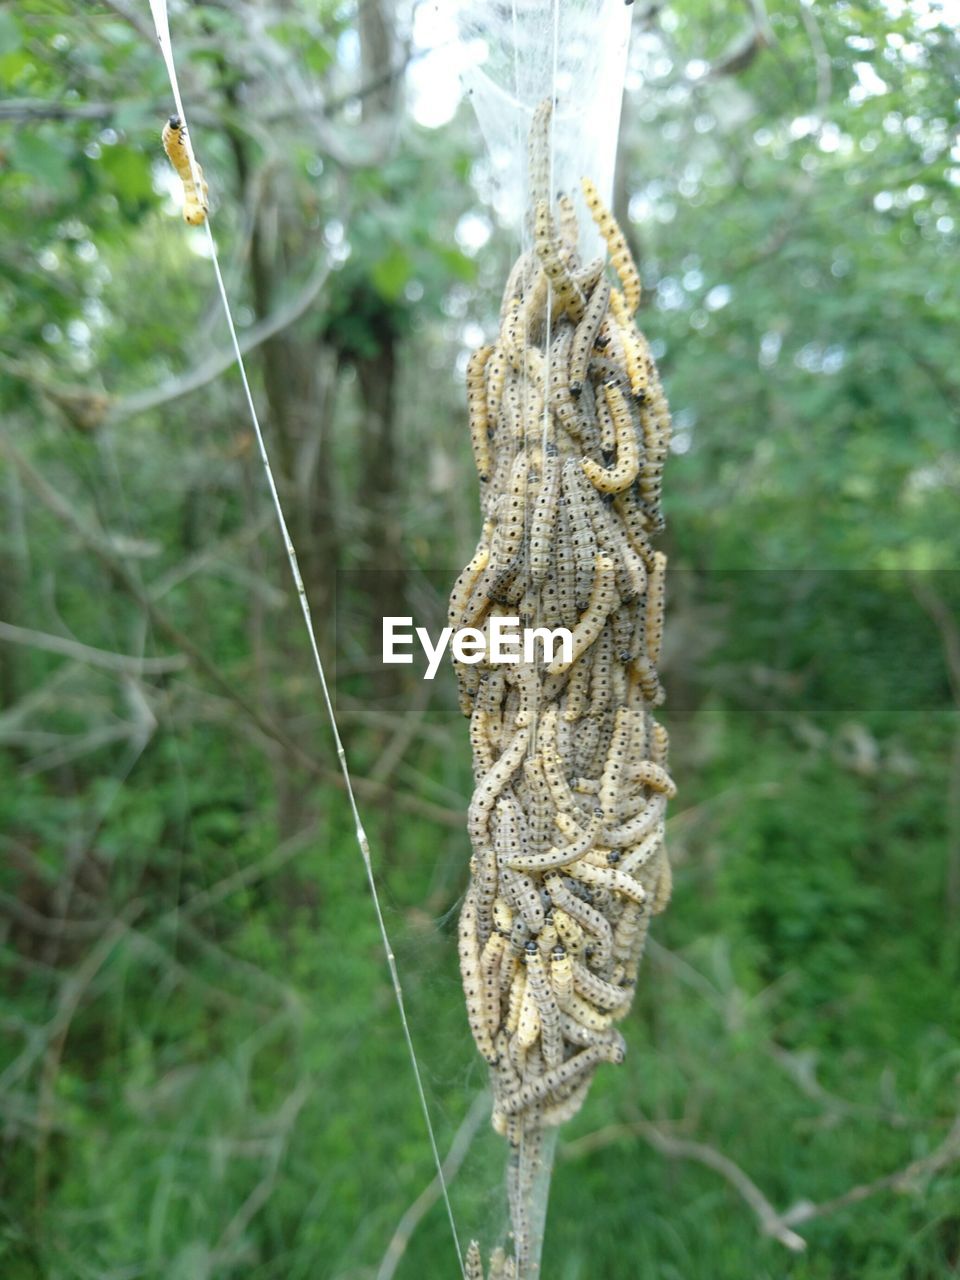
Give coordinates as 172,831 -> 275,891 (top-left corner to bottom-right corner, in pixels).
162,114 -> 209,226
581,176 -> 641,315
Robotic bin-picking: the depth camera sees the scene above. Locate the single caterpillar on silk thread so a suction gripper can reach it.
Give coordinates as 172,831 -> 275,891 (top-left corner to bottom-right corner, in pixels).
162,114 -> 209,226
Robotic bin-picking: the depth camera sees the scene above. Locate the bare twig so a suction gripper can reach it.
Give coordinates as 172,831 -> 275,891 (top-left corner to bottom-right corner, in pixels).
0,257 -> 328,433
94,0 -> 157,44
746,0 -> 775,45
708,0 -> 774,80
148,512 -> 274,600
766,1043 -> 907,1128
798,1 -> 831,124
106,259 -> 331,423
376,1090 -> 490,1280
19,720 -> 153,777
912,576 -> 960,706
0,891 -> 108,940
0,906 -> 142,1094
564,1109 -> 960,1253
370,677 -> 434,785
212,1083 -> 312,1261
0,99 -> 117,122
782,1114 -> 960,1227
0,97 -> 220,129
174,822 -> 321,921
34,904 -> 144,1207
0,619 -> 186,675
157,917 -> 302,1010
0,430 -> 464,827
261,50 -> 422,124
118,927 -> 277,1016
335,701 -> 454,747
561,1115 -> 807,1252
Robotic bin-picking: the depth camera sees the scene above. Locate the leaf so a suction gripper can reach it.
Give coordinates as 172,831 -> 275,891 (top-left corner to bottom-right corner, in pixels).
370,247 -> 411,301
0,49 -> 30,84
266,22 -> 333,75
0,10 -> 22,55
98,145 -> 154,203
437,246 -> 476,284
12,132 -> 71,190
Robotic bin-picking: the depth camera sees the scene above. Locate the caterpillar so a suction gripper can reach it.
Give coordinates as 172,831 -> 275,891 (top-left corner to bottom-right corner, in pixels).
451,111 -> 677,1278
162,114 -> 209,226
582,382 -> 641,494
581,176 -> 641,315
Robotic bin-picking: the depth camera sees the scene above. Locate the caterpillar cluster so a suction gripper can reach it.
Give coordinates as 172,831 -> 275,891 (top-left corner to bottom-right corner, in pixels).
466,1241 -> 518,1280
161,114 -> 209,226
452,103 -> 674,1277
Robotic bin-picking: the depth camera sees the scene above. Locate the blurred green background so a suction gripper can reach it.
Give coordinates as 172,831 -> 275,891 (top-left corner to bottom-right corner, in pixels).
1,1 -> 959,1277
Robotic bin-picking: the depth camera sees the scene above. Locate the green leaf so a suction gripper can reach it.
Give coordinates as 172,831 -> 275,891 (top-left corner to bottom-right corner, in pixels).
265,21 -> 332,73
301,39 -> 333,76
12,132 -> 71,190
370,247 -> 411,301
0,10 -> 22,55
437,246 -> 476,283
98,145 -> 154,203
0,49 -> 30,83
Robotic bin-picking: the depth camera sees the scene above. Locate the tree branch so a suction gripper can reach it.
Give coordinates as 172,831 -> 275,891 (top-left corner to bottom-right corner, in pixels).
94,0 -> 157,44
911,575 -> 960,707
561,1115 -> 807,1252
798,1 -> 831,124
0,259 -> 329,433
0,619 -> 186,676
564,1109 -> 960,1253
0,99 -> 116,122
375,1090 -> 490,1280
106,258 -> 332,423
782,1114 -> 960,1228
0,905 -> 143,1095
0,429 -> 464,828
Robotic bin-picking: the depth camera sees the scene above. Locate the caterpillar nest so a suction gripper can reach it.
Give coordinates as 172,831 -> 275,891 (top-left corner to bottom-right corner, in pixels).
451,147 -> 674,1276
